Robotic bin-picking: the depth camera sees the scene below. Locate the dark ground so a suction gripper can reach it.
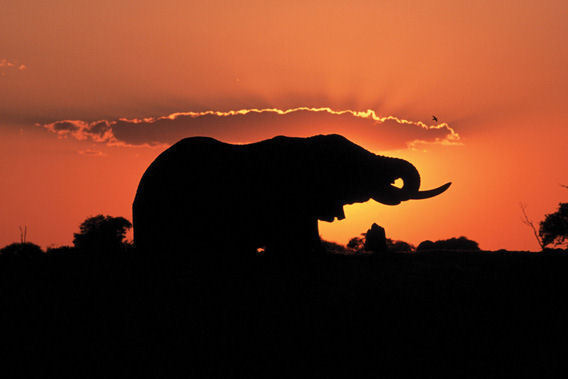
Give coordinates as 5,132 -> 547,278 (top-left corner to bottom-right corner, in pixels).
1,250 -> 567,378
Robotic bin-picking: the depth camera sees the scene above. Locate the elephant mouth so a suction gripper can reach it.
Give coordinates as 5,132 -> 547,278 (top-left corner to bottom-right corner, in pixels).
318,204 -> 346,222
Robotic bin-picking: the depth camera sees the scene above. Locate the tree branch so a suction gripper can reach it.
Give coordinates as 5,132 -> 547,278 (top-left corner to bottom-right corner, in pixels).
520,203 -> 544,250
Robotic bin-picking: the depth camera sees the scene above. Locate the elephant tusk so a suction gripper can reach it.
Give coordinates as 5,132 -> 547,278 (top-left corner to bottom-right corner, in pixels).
409,182 -> 452,200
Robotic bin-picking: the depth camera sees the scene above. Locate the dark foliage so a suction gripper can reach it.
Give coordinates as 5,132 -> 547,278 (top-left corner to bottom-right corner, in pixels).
417,239 -> 436,251
46,245 -> 76,255
347,235 -> 364,251
386,238 -> 415,253
417,236 -> 480,251
73,215 -> 132,254
0,242 -> 44,257
539,202 -> 568,248
2,249 -> 568,378
321,240 -> 351,254
348,225 -> 414,254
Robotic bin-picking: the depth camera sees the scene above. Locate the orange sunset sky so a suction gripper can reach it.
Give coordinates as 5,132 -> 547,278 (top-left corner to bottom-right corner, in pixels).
1,1 -> 568,251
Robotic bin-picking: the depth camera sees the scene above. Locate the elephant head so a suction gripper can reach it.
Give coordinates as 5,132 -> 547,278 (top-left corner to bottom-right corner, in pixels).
312,136 -> 451,222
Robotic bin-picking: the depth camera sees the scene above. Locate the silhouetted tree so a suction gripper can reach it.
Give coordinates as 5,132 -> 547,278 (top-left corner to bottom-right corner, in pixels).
73,215 -> 132,254
539,203 -> 568,248
520,203 -> 544,249
347,236 -> 365,251
0,242 -> 44,257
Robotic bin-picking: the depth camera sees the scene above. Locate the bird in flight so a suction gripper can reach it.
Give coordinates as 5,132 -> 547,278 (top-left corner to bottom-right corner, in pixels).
432,115 -> 438,122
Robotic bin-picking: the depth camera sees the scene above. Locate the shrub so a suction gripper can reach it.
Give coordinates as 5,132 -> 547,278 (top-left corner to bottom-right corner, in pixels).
46,245 -> 76,255
73,215 -> 132,254
416,237 -> 480,252
387,239 -> 415,253
539,203 -> 568,248
0,242 -> 44,257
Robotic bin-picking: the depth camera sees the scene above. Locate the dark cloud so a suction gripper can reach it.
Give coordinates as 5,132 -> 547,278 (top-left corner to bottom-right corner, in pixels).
42,120 -> 113,142
41,108 -> 461,151
52,121 -> 80,132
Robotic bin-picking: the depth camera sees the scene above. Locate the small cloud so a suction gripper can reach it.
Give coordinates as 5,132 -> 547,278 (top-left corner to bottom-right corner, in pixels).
0,59 -> 27,76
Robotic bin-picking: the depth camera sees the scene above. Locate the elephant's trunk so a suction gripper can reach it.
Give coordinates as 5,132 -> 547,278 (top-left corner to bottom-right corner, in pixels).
372,157 -> 451,205
391,158 -> 421,201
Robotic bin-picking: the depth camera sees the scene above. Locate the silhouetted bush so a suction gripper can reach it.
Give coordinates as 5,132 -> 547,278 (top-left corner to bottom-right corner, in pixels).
416,236 -> 480,251
416,240 -> 435,251
348,224 -> 414,254
0,242 -> 44,257
321,240 -> 351,254
46,245 -> 76,255
347,225 -> 413,254
347,236 -> 364,251
73,215 -> 132,254
542,247 -> 568,254
539,203 -> 568,248
386,239 -> 415,253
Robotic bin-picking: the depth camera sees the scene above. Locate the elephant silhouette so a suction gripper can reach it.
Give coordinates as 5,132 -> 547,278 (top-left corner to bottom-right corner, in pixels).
133,134 -> 450,258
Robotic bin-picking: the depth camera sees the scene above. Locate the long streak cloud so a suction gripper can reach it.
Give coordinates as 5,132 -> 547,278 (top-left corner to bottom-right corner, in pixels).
41,107 -> 461,150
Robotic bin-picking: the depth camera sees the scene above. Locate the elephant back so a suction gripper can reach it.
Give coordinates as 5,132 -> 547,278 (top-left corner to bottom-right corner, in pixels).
133,137 -> 242,254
